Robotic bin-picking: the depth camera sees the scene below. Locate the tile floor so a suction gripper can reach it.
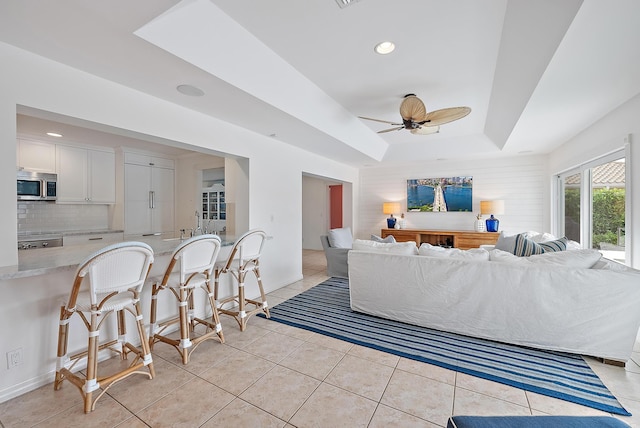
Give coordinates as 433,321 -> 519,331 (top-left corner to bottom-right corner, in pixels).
1,249 -> 639,427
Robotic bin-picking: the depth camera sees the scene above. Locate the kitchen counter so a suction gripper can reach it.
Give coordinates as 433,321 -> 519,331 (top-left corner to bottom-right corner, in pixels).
0,234 -> 236,280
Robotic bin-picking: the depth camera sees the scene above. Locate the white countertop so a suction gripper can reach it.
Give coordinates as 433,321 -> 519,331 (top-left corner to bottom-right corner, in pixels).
0,235 -> 236,280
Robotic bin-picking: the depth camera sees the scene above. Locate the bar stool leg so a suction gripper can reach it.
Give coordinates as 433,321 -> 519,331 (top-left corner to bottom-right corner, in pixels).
253,265 -> 270,318
237,270 -> 247,331
54,306 -> 70,391
133,298 -> 155,377
205,277 -> 224,343
178,285 -> 192,364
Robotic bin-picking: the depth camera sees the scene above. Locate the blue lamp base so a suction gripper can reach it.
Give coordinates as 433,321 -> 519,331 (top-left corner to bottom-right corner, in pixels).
387,217 -> 396,229
485,215 -> 499,232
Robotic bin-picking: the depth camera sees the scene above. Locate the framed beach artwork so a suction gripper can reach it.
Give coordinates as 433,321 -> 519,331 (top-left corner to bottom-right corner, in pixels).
407,177 -> 473,212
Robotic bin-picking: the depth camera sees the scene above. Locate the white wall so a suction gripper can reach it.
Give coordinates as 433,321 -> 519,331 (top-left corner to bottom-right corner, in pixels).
0,42 -> 359,401
549,93 -> 640,268
358,155 -> 550,239
302,175 -> 329,250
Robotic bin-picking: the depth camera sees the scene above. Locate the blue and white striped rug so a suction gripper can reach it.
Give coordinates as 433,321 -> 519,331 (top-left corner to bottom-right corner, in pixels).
260,277 -> 630,416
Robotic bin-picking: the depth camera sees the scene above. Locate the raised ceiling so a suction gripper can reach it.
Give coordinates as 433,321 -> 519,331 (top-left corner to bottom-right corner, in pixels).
1,0 -> 639,166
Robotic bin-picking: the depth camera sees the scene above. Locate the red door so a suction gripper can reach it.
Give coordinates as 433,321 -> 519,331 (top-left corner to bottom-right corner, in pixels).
329,185 -> 343,229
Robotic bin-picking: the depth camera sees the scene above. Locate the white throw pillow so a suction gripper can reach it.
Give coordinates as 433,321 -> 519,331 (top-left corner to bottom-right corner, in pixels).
328,227 -> 353,249
352,239 -> 418,255
495,232 -> 518,253
419,243 -> 489,261
370,234 -> 396,243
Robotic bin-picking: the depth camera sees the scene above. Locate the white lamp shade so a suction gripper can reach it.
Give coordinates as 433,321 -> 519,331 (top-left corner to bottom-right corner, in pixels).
383,202 -> 401,215
480,200 -> 505,215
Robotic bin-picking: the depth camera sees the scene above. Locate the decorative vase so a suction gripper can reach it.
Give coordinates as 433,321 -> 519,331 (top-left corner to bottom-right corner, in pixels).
387,217 -> 396,229
399,213 -> 407,229
485,215 -> 499,232
474,214 -> 485,232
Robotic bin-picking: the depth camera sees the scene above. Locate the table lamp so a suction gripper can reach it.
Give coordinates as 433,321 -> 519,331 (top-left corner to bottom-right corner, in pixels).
383,202 -> 401,229
480,200 -> 505,232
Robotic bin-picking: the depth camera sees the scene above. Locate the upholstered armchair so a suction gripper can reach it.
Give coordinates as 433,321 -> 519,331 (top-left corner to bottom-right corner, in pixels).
320,228 -> 352,278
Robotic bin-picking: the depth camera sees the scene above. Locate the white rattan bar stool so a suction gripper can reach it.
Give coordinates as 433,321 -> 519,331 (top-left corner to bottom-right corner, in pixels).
148,234 -> 224,364
214,229 -> 269,331
54,242 -> 155,413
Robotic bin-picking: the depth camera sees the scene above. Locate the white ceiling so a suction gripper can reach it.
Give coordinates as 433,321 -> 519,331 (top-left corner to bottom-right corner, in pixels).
1,0 -> 639,166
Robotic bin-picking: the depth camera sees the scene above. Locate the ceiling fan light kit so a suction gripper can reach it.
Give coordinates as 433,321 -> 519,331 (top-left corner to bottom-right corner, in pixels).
359,93 -> 470,135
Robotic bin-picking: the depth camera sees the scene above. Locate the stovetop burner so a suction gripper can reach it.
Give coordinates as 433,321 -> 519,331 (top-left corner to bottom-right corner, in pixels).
17,233 -> 63,250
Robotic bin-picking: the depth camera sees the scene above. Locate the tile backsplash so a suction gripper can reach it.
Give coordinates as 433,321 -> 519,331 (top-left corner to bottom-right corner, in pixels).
17,201 -> 110,234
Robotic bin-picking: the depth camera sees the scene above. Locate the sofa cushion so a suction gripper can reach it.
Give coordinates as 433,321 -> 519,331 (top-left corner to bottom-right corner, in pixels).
419,243 -> 490,261
352,239 -> 418,255
371,234 -> 396,243
514,234 -> 568,256
489,248 -> 602,268
328,227 -> 353,249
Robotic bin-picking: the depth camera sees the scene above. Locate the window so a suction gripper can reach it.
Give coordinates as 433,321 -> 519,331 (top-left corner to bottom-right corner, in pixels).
556,151 -> 626,264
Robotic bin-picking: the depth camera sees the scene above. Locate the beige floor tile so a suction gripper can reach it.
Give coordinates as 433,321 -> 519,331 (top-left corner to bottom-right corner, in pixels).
289,382 -> 378,428
268,287 -> 302,301
218,322 -> 271,350
397,358 -> 457,385
32,393 -> 134,427
381,368 -> 455,424
590,363 -> 640,403
201,398 -> 287,427
325,354 -> 394,401
153,339 -> 236,376
369,404 -> 441,428
526,391 -> 611,416
135,377 -> 234,427
306,331 -> 354,353
115,416 -> 149,427
455,373 -> 529,408
199,348 -> 275,395
279,341 -> 346,380
264,320 -> 316,340
240,365 -> 321,421
0,382 -> 79,427
106,356 -> 195,413
348,344 -> 401,367
245,330 -> 305,363
612,396 -> 640,427
453,387 -> 531,417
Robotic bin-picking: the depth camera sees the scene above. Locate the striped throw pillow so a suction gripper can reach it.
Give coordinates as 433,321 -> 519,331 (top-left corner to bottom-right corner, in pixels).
513,234 -> 568,257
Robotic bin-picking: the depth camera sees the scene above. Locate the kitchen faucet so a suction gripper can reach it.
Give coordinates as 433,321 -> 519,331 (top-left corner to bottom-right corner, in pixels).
192,210 -> 202,236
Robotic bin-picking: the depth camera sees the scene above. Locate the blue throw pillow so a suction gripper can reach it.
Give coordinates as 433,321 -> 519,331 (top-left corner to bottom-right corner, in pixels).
513,234 -> 568,257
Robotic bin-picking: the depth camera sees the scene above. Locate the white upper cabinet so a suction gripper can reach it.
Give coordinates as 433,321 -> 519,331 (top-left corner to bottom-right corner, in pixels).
56,145 -> 116,203
17,139 -> 56,173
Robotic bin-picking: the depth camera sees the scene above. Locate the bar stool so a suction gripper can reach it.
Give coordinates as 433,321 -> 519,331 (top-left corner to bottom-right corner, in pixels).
149,234 -> 224,364
214,229 -> 269,331
54,242 -> 155,413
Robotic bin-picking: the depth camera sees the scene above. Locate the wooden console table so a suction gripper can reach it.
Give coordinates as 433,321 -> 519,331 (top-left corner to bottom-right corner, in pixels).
381,229 -> 499,250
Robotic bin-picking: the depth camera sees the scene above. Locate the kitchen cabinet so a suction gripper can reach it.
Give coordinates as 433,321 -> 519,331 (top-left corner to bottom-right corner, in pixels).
17,139 -> 56,173
63,232 -> 124,246
56,145 -> 116,203
124,152 -> 175,236
202,185 -> 226,220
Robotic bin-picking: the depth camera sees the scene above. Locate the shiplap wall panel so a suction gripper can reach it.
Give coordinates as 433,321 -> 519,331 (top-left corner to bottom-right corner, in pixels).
358,155 -> 550,240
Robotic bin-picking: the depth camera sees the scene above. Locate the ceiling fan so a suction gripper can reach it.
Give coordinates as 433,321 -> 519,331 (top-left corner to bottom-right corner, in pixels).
359,94 -> 471,135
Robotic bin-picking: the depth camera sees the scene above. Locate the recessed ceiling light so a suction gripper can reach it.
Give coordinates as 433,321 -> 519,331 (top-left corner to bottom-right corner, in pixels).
374,41 -> 395,55
46,132 -> 63,137
176,84 -> 205,97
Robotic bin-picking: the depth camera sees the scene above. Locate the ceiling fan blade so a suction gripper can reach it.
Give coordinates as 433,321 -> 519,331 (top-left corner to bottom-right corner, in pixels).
411,125 -> 440,135
378,126 -> 404,133
423,106 -> 471,126
358,116 -> 402,126
400,94 -> 427,122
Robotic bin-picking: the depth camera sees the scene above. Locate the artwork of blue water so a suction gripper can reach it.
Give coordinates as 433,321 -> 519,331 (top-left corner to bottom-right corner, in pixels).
407,177 -> 472,212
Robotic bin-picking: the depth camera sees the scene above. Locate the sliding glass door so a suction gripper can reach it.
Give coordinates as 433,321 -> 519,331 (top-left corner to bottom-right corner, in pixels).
556,151 -> 626,264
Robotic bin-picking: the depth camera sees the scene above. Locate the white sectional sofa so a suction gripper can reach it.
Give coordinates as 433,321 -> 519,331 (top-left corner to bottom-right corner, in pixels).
348,240 -> 640,363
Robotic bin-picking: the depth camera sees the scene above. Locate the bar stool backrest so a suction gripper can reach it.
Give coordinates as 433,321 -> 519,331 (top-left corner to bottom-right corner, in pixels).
71,242 -> 154,308
220,229 -> 266,272
162,234 -> 222,285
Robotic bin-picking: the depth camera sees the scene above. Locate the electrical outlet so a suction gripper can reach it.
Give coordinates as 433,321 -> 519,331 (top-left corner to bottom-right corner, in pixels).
7,348 -> 23,369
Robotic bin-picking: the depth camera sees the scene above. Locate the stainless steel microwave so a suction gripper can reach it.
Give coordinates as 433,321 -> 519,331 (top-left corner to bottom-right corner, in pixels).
17,170 -> 57,201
